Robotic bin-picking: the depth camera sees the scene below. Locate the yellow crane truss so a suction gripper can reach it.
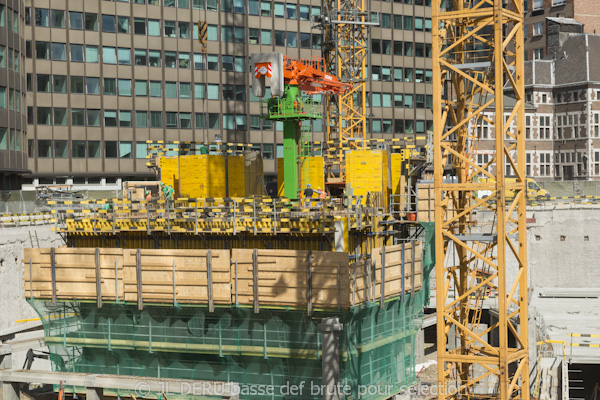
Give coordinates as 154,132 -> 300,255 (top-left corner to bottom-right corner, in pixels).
432,0 -> 529,399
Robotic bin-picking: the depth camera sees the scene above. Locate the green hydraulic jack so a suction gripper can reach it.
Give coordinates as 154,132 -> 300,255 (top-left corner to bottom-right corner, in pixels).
262,84 -> 322,199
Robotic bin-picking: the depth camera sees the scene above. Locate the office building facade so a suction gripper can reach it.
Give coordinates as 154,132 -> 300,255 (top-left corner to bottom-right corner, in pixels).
0,0 -> 27,190
24,0 -> 433,188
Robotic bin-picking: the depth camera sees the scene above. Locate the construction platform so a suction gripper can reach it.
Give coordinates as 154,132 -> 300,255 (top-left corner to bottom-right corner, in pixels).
20,190 -> 434,400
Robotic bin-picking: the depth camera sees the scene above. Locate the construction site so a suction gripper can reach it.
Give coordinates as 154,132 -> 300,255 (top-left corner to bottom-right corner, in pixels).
1,0 -> 600,400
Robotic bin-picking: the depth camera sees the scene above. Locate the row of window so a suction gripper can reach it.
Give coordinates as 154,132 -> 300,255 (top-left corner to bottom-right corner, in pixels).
0,128 -> 23,152
372,40 -> 432,57
28,106 -> 432,135
101,0 -> 431,8
0,5 -> 20,35
372,66 -> 432,83
26,73 -> 432,107
0,87 -> 22,112
0,46 -> 21,73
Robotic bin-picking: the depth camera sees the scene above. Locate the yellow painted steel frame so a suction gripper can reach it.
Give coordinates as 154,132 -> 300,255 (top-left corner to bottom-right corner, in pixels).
433,1 -> 529,399
323,0 -> 367,185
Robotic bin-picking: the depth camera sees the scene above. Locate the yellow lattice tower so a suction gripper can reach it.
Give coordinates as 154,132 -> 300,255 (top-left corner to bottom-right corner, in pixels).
433,0 -> 529,399
322,0 -> 374,188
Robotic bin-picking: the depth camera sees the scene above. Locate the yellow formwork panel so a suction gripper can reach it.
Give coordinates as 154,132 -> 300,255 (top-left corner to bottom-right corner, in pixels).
159,155 -> 245,198
277,156 -> 325,197
346,150 -> 390,205
391,152 -> 409,195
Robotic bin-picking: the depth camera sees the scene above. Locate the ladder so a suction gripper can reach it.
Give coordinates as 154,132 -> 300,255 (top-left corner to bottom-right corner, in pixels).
568,364 -> 585,400
299,124 -> 313,190
29,230 -> 40,248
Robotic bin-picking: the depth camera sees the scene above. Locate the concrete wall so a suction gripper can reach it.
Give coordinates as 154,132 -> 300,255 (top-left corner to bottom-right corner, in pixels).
526,206 -> 600,288
0,226 -> 62,332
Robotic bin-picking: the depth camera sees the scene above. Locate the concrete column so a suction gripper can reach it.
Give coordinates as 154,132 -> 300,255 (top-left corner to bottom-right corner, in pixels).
2,383 -> 20,400
415,328 -> 425,365
319,317 -> 343,400
86,387 -> 104,400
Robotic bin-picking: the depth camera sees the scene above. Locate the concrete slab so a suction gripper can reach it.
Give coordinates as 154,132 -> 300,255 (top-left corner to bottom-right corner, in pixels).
530,288 -> 600,364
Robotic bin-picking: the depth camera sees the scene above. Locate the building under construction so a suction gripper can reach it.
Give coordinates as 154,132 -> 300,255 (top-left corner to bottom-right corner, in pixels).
19,141 -> 435,400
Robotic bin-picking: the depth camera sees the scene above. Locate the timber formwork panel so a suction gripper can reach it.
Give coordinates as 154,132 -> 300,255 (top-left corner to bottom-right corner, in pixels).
24,244 -> 422,311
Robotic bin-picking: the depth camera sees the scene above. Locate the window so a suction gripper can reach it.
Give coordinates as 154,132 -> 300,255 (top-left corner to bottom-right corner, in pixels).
52,43 -> 66,61
178,52 -> 190,68
207,25 -> 218,40
165,51 -> 177,68
119,112 -> 132,128
208,113 -> 220,129
207,0 -> 218,10
117,48 -> 131,65
533,48 -> 543,60
275,31 -> 285,46
180,113 -> 192,129
195,113 -> 205,129
135,80 -> 147,96
404,15 -> 413,30
51,10 -> 65,28
287,32 -> 297,47
86,45 -> 99,63
86,77 -> 100,95
165,82 -> 177,98
194,83 -> 205,99
164,20 -> 176,37
88,141 -> 101,158
193,53 -> 204,69
207,54 -> 219,70
533,22 -> 543,36
299,5 -> 309,20
150,81 -> 162,97
179,22 -> 190,38
103,47 -> 116,64
274,3 -> 285,17
104,78 -> 116,95
286,3 -> 297,18
136,111 -> 148,128
71,76 -> 85,94
104,110 -> 118,127
71,108 -> 85,125
261,30 -> 272,45
35,8 -> 49,27
105,141 -> 118,158
261,1 -> 271,16
533,0 -> 543,10
381,13 -> 390,28
38,140 -> 52,158
70,44 -> 84,62
134,49 -> 147,66
208,84 -> 219,100
37,107 -> 52,125
118,79 -> 132,96
150,111 -> 162,128
180,82 -> 191,98
134,18 -> 146,34
149,50 -> 161,67
72,141 -> 86,158
250,115 -> 261,130
85,13 -> 98,30
37,74 -> 51,92
87,109 -> 101,126
148,19 -> 160,36
36,42 -> 50,59
102,15 -> 116,32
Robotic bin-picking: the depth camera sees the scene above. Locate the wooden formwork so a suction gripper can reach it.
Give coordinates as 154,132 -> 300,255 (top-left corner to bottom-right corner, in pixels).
24,244 -> 422,311
352,241 -> 422,306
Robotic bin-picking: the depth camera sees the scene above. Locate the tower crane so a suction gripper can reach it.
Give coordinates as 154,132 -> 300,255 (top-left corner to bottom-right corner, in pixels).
433,0 -> 529,399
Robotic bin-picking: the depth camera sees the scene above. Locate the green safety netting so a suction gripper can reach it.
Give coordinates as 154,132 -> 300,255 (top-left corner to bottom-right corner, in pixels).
29,230 -> 436,400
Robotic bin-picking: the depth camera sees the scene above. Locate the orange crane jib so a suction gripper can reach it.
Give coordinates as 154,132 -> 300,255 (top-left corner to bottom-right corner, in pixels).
282,55 -> 351,95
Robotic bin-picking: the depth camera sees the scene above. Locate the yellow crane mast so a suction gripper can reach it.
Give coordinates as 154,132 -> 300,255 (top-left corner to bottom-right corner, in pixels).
432,0 -> 529,399
319,0 -> 377,191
